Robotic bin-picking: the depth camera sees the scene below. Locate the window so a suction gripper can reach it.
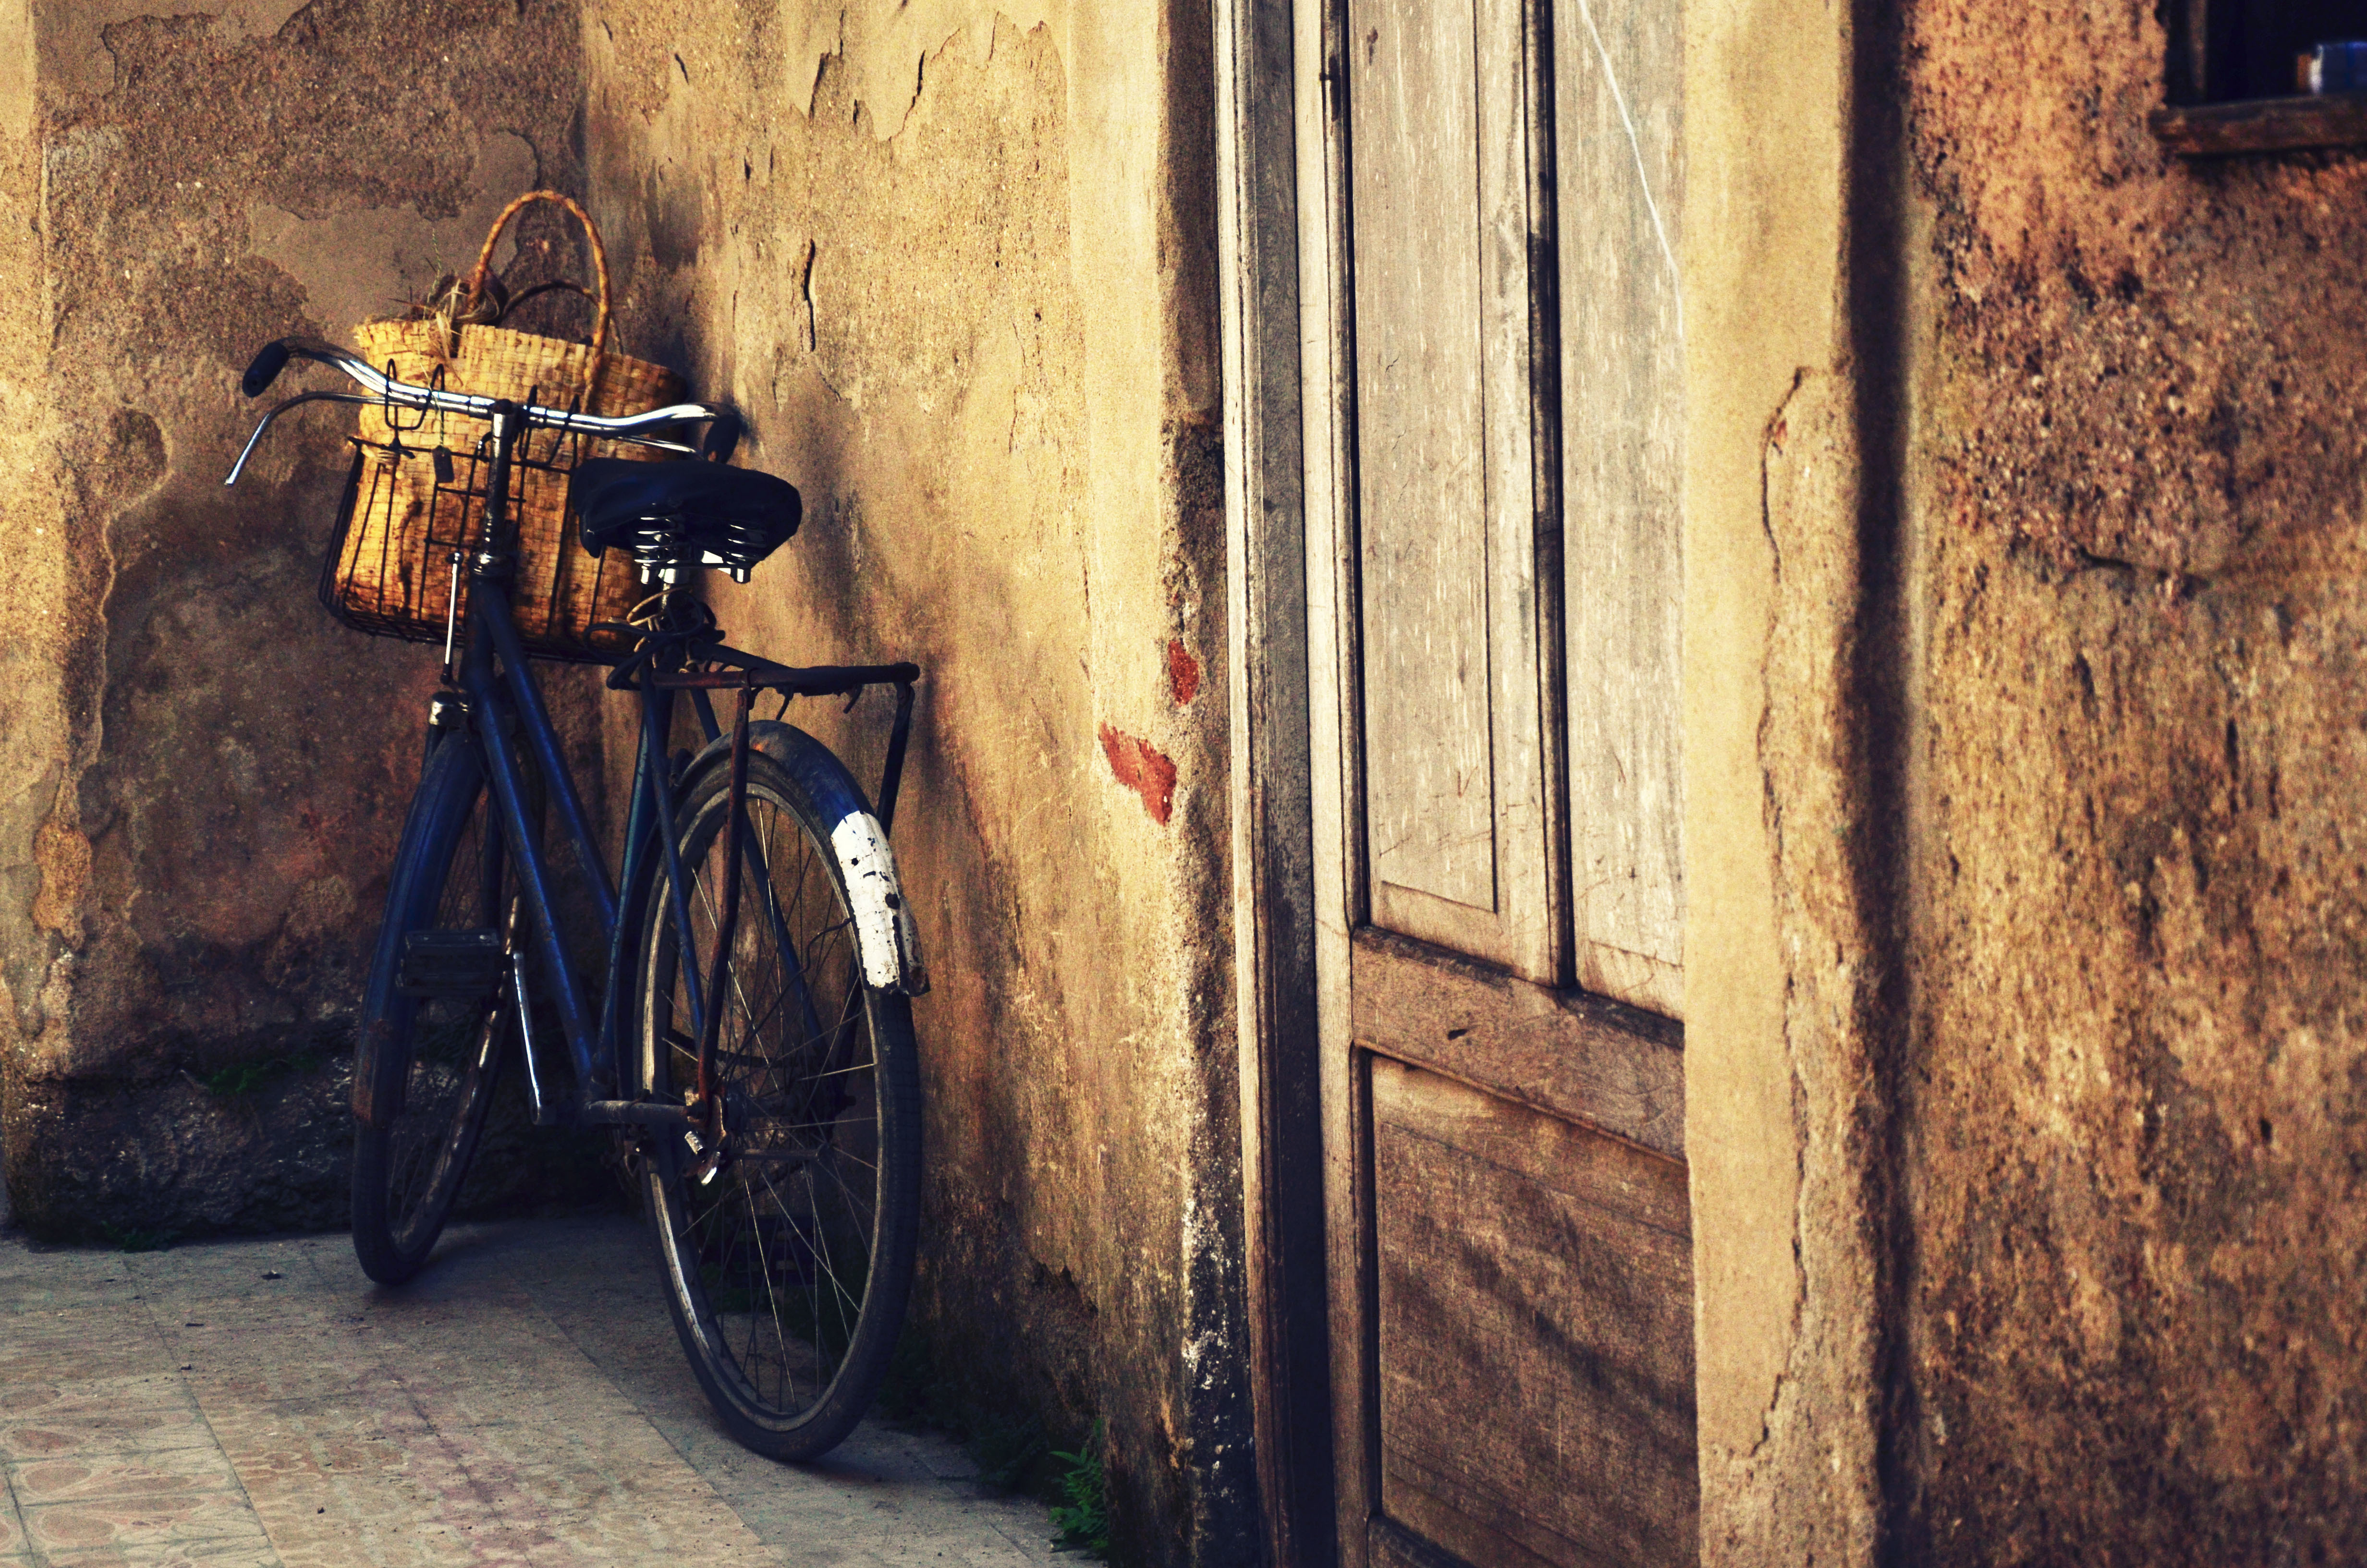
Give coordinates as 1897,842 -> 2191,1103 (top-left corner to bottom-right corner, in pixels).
2155,3 -> 2367,154
2175,1 -> 2367,101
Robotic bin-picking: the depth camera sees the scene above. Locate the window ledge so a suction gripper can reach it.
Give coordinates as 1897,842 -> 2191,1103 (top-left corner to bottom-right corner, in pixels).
2150,93 -> 2367,157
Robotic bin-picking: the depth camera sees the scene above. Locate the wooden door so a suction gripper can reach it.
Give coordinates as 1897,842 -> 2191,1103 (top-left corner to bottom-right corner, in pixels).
1314,0 -> 1693,1563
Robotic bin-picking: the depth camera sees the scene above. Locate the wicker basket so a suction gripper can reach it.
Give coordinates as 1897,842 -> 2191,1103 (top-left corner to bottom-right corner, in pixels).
323,191 -> 683,661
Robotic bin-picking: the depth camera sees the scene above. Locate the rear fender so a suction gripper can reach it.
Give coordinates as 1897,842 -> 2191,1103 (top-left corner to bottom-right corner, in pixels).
678,720 -> 928,997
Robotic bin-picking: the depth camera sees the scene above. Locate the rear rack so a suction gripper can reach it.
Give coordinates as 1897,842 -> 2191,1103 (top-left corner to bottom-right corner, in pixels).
610,637 -> 921,836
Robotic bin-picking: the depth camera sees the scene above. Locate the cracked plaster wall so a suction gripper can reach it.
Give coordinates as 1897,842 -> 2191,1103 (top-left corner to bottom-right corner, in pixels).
580,3 -> 1249,1561
1689,0 -> 2367,1563
0,0 -> 606,1237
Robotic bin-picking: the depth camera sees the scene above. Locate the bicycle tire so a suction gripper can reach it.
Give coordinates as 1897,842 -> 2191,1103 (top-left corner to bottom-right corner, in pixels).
636,740 -> 922,1461
350,736 -> 520,1285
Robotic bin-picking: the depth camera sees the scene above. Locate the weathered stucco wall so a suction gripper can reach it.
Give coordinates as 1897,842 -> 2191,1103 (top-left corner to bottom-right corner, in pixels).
1896,4 -> 2367,1560
579,3 -> 1249,1561
0,0 -> 603,1238
1688,0 -> 2367,1562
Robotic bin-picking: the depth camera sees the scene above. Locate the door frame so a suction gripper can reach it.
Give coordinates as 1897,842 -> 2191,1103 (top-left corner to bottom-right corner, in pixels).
1214,0 -> 1338,1564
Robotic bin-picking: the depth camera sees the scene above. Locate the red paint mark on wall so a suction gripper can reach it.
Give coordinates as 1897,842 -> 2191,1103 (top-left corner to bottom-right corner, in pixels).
1099,723 -> 1178,825
1167,639 -> 1202,706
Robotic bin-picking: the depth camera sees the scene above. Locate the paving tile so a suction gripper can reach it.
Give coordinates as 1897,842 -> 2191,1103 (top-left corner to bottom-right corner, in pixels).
362,1293 -> 580,1361
41,1539 -> 282,1567
205,1394 -> 484,1536
127,1243 -> 336,1308
0,1307 -> 166,1385
159,1293 -> 380,1350
0,1480 -> 25,1555
247,1471 -> 487,1564
284,1249 -> 377,1304
20,1488 -> 271,1555
264,1518 -> 465,1568
7,1445 -> 242,1508
513,1500 -> 777,1565
393,1374 -> 637,1437
424,1412 -> 773,1564
168,1303 -> 387,1404
732,1485 -> 1064,1567
0,1380 -> 214,1463
451,1434 -> 709,1518
181,1354 -> 390,1410
244,1456 -> 475,1538
521,1321 -> 693,1415
831,1425 -> 1005,1487
0,1249 -> 144,1317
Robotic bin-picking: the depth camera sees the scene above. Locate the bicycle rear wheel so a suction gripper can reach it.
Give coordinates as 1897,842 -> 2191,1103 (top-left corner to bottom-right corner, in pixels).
636,740 -> 922,1461
351,737 -> 518,1286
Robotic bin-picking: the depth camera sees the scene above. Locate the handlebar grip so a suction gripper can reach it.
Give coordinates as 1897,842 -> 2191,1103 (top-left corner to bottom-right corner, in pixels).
241,341 -> 293,399
703,412 -> 744,465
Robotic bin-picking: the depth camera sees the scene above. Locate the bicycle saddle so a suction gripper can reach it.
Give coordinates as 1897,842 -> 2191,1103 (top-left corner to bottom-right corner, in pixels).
572,458 -> 802,581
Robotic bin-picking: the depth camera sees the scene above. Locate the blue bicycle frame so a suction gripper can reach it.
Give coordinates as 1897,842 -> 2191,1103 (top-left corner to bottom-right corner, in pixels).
362,399 -> 919,1143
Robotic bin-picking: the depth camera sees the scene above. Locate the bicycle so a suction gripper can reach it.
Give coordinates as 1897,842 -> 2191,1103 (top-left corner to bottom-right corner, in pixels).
225,336 -> 929,1462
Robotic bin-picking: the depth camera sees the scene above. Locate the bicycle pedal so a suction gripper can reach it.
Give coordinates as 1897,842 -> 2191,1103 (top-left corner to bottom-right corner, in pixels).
683,1128 -> 727,1186
396,929 -> 506,997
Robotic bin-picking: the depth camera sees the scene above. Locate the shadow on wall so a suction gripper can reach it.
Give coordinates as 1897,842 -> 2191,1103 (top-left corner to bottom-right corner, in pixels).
0,0 -> 614,1242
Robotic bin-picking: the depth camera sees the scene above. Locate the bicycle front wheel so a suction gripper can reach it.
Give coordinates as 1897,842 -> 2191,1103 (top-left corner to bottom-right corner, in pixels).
637,741 -> 922,1461
351,737 -> 517,1285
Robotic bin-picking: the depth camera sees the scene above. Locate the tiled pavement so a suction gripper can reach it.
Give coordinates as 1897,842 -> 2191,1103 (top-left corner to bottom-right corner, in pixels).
0,1210 -> 1061,1568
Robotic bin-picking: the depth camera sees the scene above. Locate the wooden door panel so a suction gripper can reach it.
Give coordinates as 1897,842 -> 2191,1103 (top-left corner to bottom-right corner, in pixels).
1370,1516 -> 1489,1568
1555,0 -> 1685,1019
1348,0 -> 1495,917
1347,0 -> 1550,979
1351,928 -> 1682,1159
1312,0 -> 1696,1562
1369,1056 -> 1697,1568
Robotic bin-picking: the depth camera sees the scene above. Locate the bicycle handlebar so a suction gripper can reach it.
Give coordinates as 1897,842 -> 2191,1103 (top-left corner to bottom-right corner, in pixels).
223,336 -> 738,486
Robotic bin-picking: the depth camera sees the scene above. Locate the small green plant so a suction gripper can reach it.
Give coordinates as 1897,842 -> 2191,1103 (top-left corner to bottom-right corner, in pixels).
1048,1419 -> 1111,1558
873,1331 -> 1098,1527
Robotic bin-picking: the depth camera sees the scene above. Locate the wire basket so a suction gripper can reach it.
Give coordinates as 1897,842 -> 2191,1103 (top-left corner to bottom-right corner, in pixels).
318,414 -> 642,664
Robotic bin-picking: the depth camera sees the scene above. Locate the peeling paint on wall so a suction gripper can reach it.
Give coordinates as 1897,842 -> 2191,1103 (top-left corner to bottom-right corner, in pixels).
1100,722 -> 1179,825
1167,637 -> 1201,706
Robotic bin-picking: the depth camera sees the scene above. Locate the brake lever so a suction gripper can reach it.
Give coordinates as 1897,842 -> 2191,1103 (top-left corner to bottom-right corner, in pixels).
221,389 -> 371,486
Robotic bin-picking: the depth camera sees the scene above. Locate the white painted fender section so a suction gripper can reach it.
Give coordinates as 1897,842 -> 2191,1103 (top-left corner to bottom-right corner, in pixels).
830,811 -> 929,996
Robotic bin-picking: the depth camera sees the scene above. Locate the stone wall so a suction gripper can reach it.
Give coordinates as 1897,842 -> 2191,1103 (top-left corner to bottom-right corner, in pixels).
1686,1 -> 2367,1562
577,5 -> 1249,1561
0,0 -> 604,1239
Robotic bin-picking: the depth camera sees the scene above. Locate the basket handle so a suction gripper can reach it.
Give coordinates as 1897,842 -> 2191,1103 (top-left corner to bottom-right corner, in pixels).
462,190 -> 612,390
